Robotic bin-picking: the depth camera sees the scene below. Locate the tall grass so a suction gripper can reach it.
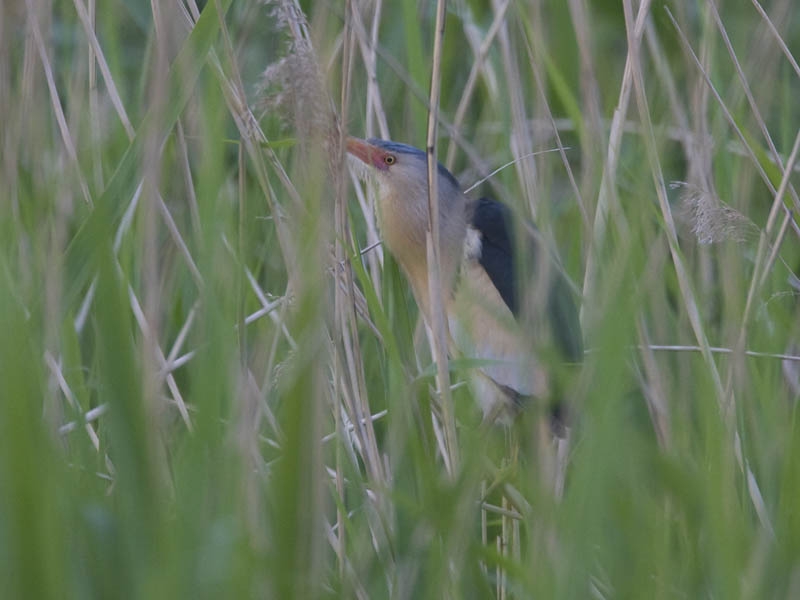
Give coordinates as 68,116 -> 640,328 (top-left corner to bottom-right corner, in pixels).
2,0 -> 799,597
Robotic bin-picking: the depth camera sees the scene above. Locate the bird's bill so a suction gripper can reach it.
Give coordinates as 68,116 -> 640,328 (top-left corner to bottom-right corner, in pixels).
346,137 -> 387,171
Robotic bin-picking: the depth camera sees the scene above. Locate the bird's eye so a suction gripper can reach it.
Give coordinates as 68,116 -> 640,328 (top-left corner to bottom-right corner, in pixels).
384,155 -> 396,165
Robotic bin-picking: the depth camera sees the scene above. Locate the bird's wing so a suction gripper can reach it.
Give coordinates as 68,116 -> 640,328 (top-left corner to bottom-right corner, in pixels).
470,198 -> 518,314
468,197 -> 583,363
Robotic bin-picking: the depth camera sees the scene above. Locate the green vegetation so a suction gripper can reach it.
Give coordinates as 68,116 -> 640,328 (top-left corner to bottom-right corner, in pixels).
2,0 -> 799,597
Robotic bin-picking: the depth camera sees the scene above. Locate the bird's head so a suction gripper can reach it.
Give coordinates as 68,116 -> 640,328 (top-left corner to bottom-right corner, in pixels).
345,137 -> 462,202
345,137 -> 467,316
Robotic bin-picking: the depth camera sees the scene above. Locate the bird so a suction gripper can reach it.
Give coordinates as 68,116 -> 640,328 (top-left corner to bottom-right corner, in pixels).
346,136 -> 582,427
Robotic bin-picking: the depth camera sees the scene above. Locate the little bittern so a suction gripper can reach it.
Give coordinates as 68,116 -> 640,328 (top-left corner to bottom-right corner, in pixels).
346,137 -> 582,425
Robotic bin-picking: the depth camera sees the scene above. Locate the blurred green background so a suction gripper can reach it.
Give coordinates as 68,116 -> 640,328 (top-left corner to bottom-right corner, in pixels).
2,0 -> 799,597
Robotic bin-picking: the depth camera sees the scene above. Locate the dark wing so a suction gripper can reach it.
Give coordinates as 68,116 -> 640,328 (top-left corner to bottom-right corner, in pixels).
471,198 -> 518,314
470,197 -> 583,363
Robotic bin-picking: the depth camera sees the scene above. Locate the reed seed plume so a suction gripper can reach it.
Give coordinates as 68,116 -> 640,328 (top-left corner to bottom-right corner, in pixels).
673,181 -> 758,244
257,45 -> 336,147
257,3 -> 338,152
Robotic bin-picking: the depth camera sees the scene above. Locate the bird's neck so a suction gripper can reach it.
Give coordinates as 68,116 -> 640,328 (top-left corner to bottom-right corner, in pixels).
377,187 -> 466,321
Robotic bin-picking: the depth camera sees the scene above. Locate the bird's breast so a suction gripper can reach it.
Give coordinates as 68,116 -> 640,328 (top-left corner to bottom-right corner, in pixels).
449,254 -> 549,418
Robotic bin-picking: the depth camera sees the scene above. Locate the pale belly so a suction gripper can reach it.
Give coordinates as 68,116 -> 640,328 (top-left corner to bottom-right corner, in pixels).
449,260 -> 549,422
